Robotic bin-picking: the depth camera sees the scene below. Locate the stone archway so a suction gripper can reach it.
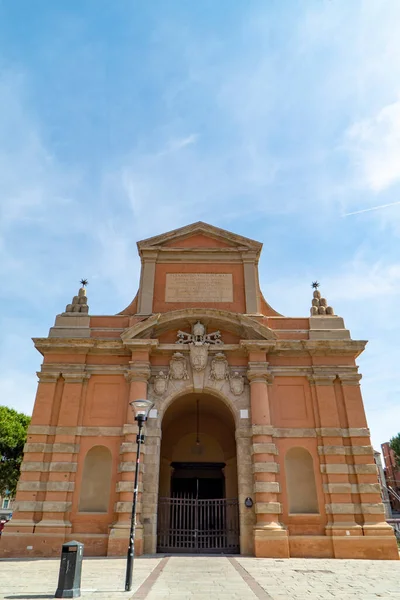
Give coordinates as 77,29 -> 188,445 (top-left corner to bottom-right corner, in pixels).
141,388 -> 255,555
158,392 -> 239,553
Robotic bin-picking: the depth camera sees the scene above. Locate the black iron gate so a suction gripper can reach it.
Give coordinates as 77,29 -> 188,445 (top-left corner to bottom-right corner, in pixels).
157,496 -> 240,554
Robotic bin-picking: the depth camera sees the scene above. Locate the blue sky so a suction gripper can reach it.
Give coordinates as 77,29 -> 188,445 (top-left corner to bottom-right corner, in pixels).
1,0 -> 400,451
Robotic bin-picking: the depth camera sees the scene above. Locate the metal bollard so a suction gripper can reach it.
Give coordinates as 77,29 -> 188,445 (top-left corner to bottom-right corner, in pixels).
55,540 -> 84,598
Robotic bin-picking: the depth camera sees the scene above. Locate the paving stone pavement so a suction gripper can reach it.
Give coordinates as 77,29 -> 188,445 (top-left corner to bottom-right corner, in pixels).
0,555 -> 400,600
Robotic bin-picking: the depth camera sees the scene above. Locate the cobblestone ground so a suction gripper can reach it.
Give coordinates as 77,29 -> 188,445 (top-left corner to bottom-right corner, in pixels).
0,555 -> 399,600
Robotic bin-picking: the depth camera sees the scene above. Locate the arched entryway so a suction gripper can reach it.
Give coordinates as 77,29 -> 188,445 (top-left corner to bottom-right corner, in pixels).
157,392 -> 240,553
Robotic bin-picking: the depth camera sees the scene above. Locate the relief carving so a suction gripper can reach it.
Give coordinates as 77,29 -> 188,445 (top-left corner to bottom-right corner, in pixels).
189,344 -> 209,372
153,371 -> 169,396
229,371 -> 245,396
176,321 -> 223,345
210,352 -> 229,381
169,352 -> 189,380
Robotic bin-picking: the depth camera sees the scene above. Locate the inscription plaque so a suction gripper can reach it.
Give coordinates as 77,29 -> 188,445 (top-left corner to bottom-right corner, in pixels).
165,273 -> 233,303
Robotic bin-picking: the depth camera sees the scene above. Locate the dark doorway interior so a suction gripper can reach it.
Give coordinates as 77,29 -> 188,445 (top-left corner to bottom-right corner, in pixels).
170,462 -> 225,499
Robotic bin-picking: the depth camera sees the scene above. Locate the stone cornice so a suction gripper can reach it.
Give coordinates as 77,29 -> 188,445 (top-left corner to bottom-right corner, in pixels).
240,340 -> 276,353
269,339 -> 367,357
33,337 -> 130,356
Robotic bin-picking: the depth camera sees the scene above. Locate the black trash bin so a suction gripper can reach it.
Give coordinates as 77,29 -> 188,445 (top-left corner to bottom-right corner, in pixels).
55,540 -> 84,598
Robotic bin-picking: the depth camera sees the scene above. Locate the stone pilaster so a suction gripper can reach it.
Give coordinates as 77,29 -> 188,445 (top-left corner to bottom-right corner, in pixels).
247,360 -> 289,558
308,372 -> 362,540
107,355 -> 151,556
34,367 -> 89,537
338,374 -> 394,539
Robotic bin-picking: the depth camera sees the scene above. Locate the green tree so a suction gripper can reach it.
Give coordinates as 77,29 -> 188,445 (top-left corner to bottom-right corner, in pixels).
0,406 -> 31,496
390,433 -> 400,469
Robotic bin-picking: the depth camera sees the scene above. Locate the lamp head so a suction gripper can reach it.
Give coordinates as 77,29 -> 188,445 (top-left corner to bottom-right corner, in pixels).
129,399 -> 154,423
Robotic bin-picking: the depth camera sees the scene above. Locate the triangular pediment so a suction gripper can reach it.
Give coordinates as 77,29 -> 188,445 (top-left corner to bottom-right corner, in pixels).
137,221 -> 262,253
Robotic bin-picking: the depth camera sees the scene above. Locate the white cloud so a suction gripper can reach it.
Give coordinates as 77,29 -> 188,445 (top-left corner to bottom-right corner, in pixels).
345,99 -> 400,192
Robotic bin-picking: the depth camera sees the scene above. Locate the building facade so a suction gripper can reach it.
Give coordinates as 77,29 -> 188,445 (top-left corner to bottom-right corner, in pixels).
0,222 -> 397,559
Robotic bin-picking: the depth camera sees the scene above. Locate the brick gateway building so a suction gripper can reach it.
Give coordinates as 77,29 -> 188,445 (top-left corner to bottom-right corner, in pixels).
1,222 -> 397,559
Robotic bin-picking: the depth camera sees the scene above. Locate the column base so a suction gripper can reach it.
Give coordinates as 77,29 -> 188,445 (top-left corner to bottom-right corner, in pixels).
331,535 -> 399,559
107,523 -> 143,556
254,524 -> 290,558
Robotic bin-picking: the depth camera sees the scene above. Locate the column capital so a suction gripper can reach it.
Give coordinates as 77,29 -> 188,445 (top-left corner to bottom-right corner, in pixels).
247,361 -> 273,384
339,373 -> 362,386
308,373 -> 336,386
123,339 -> 159,353
62,372 -> 90,384
125,360 -> 151,383
37,371 -> 60,383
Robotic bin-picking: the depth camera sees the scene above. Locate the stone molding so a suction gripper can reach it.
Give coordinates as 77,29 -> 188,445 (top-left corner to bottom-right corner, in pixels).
317,427 -> 370,437
321,464 -> 377,475
254,482 -> 280,493
308,374 -> 336,386
339,374 -> 362,386
116,481 -> 143,493
118,462 -> 145,473
324,483 -> 381,494
125,360 -> 151,383
122,308 -> 276,343
20,462 -> 78,473
33,337 -> 131,356
23,443 -> 80,454
14,501 -> 72,512
326,503 -> 385,515
318,445 -> 374,456
247,361 -> 273,384
28,425 -> 123,436
119,443 -> 147,455
36,371 -> 60,383
253,462 -> 279,473
251,443 -> 278,455
17,481 -> 75,492
32,337 -> 368,359
251,425 -> 274,436
255,502 -> 282,514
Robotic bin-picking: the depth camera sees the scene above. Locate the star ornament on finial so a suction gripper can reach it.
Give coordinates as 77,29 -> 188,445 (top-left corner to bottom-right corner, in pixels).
311,281 -> 320,290
80,278 -> 88,287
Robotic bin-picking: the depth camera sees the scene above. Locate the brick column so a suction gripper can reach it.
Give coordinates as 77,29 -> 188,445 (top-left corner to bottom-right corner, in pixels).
247,359 -> 289,558
108,354 -> 151,556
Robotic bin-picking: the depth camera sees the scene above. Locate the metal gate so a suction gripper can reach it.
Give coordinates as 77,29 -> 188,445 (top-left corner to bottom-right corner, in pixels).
157,496 -> 240,554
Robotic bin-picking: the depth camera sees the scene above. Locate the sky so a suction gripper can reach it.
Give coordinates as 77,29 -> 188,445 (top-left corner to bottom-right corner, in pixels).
0,0 -> 400,453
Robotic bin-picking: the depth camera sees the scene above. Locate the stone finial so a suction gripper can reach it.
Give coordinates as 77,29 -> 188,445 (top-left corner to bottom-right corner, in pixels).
310,281 -> 334,316
64,280 -> 89,314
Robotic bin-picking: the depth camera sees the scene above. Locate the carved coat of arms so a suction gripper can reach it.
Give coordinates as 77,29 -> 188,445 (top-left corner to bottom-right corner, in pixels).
189,344 -> 209,372
210,352 -> 229,380
153,371 -> 168,395
169,352 -> 189,380
229,371 -> 244,396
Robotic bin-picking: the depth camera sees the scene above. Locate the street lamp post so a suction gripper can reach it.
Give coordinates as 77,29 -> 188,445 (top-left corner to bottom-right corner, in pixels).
125,398 -> 154,593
